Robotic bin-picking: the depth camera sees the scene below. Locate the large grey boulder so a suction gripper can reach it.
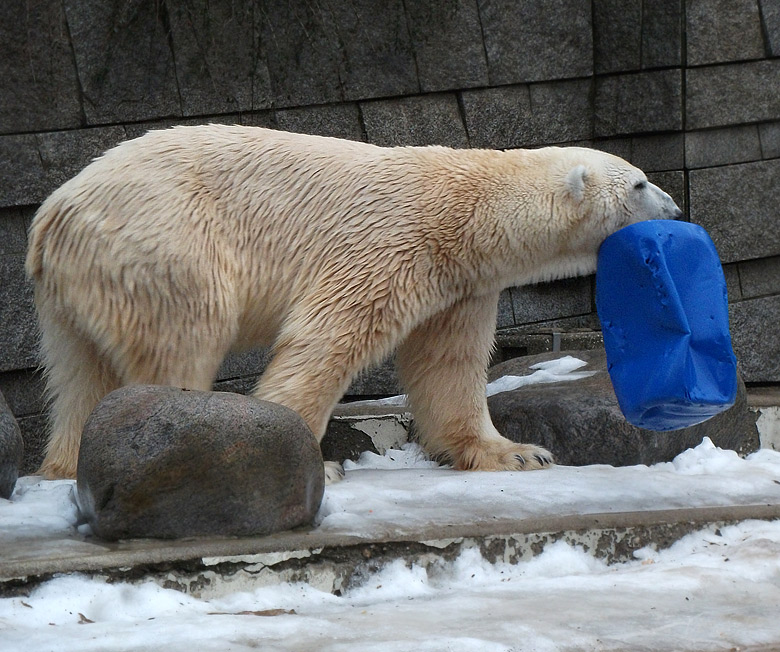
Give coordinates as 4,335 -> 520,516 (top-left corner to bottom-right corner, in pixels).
0,390 -> 24,499
488,349 -> 759,467
77,385 -> 324,541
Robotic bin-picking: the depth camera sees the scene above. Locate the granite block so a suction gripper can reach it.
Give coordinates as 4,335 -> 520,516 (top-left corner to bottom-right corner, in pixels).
405,0 -> 488,91
329,0 -> 419,101
686,0 -> 765,66
64,0 -> 181,124
641,0 -> 683,69
510,277 -> 593,325
216,349 -> 271,382
0,256 -> 37,373
527,79 -> 594,145
687,60 -> 780,130
629,134 -> 685,172
460,85 -> 533,149
16,413 -> 46,476
759,121 -> 780,158
36,127 -> 127,195
685,126 -> 762,169
0,135 -> 47,208
646,171 -> 686,214
461,80 -> 592,150
166,0 -> 258,115
0,0 -> 82,134
0,369 -> 46,418
275,104 -> 364,141
361,94 -> 468,148
479,0 -> 593,84
0,208 -> 29,256
729,295 -> 780,382
497,289 -> 514,329
256,0 -> 343,107
738,256 -> 780,298
760,0 -> 780,56
595,69 -> 683,137
689,159 -> 780,263
593,0 -> 642,73
722,263 -> 743,302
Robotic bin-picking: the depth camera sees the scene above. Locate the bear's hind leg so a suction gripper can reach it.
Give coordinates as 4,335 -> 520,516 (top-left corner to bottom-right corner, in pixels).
38,319 -> 120,479
397,294 -> 553,472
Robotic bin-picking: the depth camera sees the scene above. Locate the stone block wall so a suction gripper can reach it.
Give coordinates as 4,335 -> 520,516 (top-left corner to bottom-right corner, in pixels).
1,0 -> 778,472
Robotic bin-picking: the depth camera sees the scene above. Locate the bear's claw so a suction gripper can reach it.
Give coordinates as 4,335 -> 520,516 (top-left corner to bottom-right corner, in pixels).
324,461 -> 345,485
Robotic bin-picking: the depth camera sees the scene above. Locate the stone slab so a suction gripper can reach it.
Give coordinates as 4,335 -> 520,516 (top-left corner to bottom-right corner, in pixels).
361,94 -> 468,147
64,0 -> 181,124
729,296 -> 780,383
759,121 -> 780,158
329,0 -> 419,102
461,79 -> 592,150
0,256 -> 37,373
595,69 -> 683,137
0,370 -> 46,419
15,414 -> 46,477
405,0 -> 488,92
275,104 -> 364,141
479,0 -> 593,84
686,0 -> 765,66
0,0 -> 82,134
689,159 -> 780,263
166,0 -> 258,116
738,256 -> 780,299
2,492 -> 779,596
646,171 -> 686,214
593,0 -> 683,73
36,127 -> 128,197
257,0 -> 343,107
640,0 -> 684,69
687,60 -> 780,130
685,125 -> 763,169
761,0 -> 780,56
593,0 -> 642,73
0,208 -> 29,256
0,135 -> 47,208
509,277 -> 593,325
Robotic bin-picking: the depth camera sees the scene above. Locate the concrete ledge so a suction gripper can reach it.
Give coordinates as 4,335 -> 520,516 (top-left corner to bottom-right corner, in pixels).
4,504 -> 780,598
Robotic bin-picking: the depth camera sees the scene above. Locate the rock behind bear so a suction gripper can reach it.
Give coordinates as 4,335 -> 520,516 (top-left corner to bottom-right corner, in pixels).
0,390 -> 24,499
77,386 -> 324,540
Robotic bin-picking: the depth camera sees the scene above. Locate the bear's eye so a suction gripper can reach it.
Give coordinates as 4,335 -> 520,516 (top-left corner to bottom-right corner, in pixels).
634,181 -> 647,191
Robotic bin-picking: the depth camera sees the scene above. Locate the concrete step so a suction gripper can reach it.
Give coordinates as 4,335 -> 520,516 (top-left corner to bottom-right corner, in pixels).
4,456 -> 780,598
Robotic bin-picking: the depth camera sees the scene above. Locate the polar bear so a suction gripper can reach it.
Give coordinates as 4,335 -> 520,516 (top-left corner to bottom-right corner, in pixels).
27,125 -> 682,481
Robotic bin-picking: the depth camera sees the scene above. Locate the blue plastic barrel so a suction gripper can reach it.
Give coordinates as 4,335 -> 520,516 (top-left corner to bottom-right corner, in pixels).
595,220 -> 738,431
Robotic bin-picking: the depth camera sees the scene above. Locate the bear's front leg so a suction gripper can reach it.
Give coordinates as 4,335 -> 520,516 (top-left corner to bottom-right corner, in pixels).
397,293 -> 553,472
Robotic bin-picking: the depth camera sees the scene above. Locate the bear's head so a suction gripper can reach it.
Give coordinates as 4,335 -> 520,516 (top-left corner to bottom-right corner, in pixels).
509,146 -> 683,284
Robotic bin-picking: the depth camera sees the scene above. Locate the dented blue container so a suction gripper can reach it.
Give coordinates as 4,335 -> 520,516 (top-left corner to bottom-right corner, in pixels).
595,220 -> 738,431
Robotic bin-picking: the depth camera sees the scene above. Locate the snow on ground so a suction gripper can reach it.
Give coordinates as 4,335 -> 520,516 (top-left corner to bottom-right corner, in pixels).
2,440 -> 780,651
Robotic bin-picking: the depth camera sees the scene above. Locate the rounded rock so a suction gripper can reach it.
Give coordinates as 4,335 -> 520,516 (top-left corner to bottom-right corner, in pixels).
77,385 -> 324,540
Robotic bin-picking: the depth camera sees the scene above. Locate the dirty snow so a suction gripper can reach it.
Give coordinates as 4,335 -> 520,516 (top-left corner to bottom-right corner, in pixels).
2,439 -> 780,651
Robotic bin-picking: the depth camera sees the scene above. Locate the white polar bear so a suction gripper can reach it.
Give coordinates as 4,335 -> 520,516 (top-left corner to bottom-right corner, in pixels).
26,125 -> 682,481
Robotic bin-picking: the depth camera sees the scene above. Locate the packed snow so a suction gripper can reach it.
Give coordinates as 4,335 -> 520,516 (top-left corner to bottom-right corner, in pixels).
2,439 -> 780,651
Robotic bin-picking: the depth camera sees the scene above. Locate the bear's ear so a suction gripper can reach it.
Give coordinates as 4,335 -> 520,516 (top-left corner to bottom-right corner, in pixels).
565,164 -> 588,202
